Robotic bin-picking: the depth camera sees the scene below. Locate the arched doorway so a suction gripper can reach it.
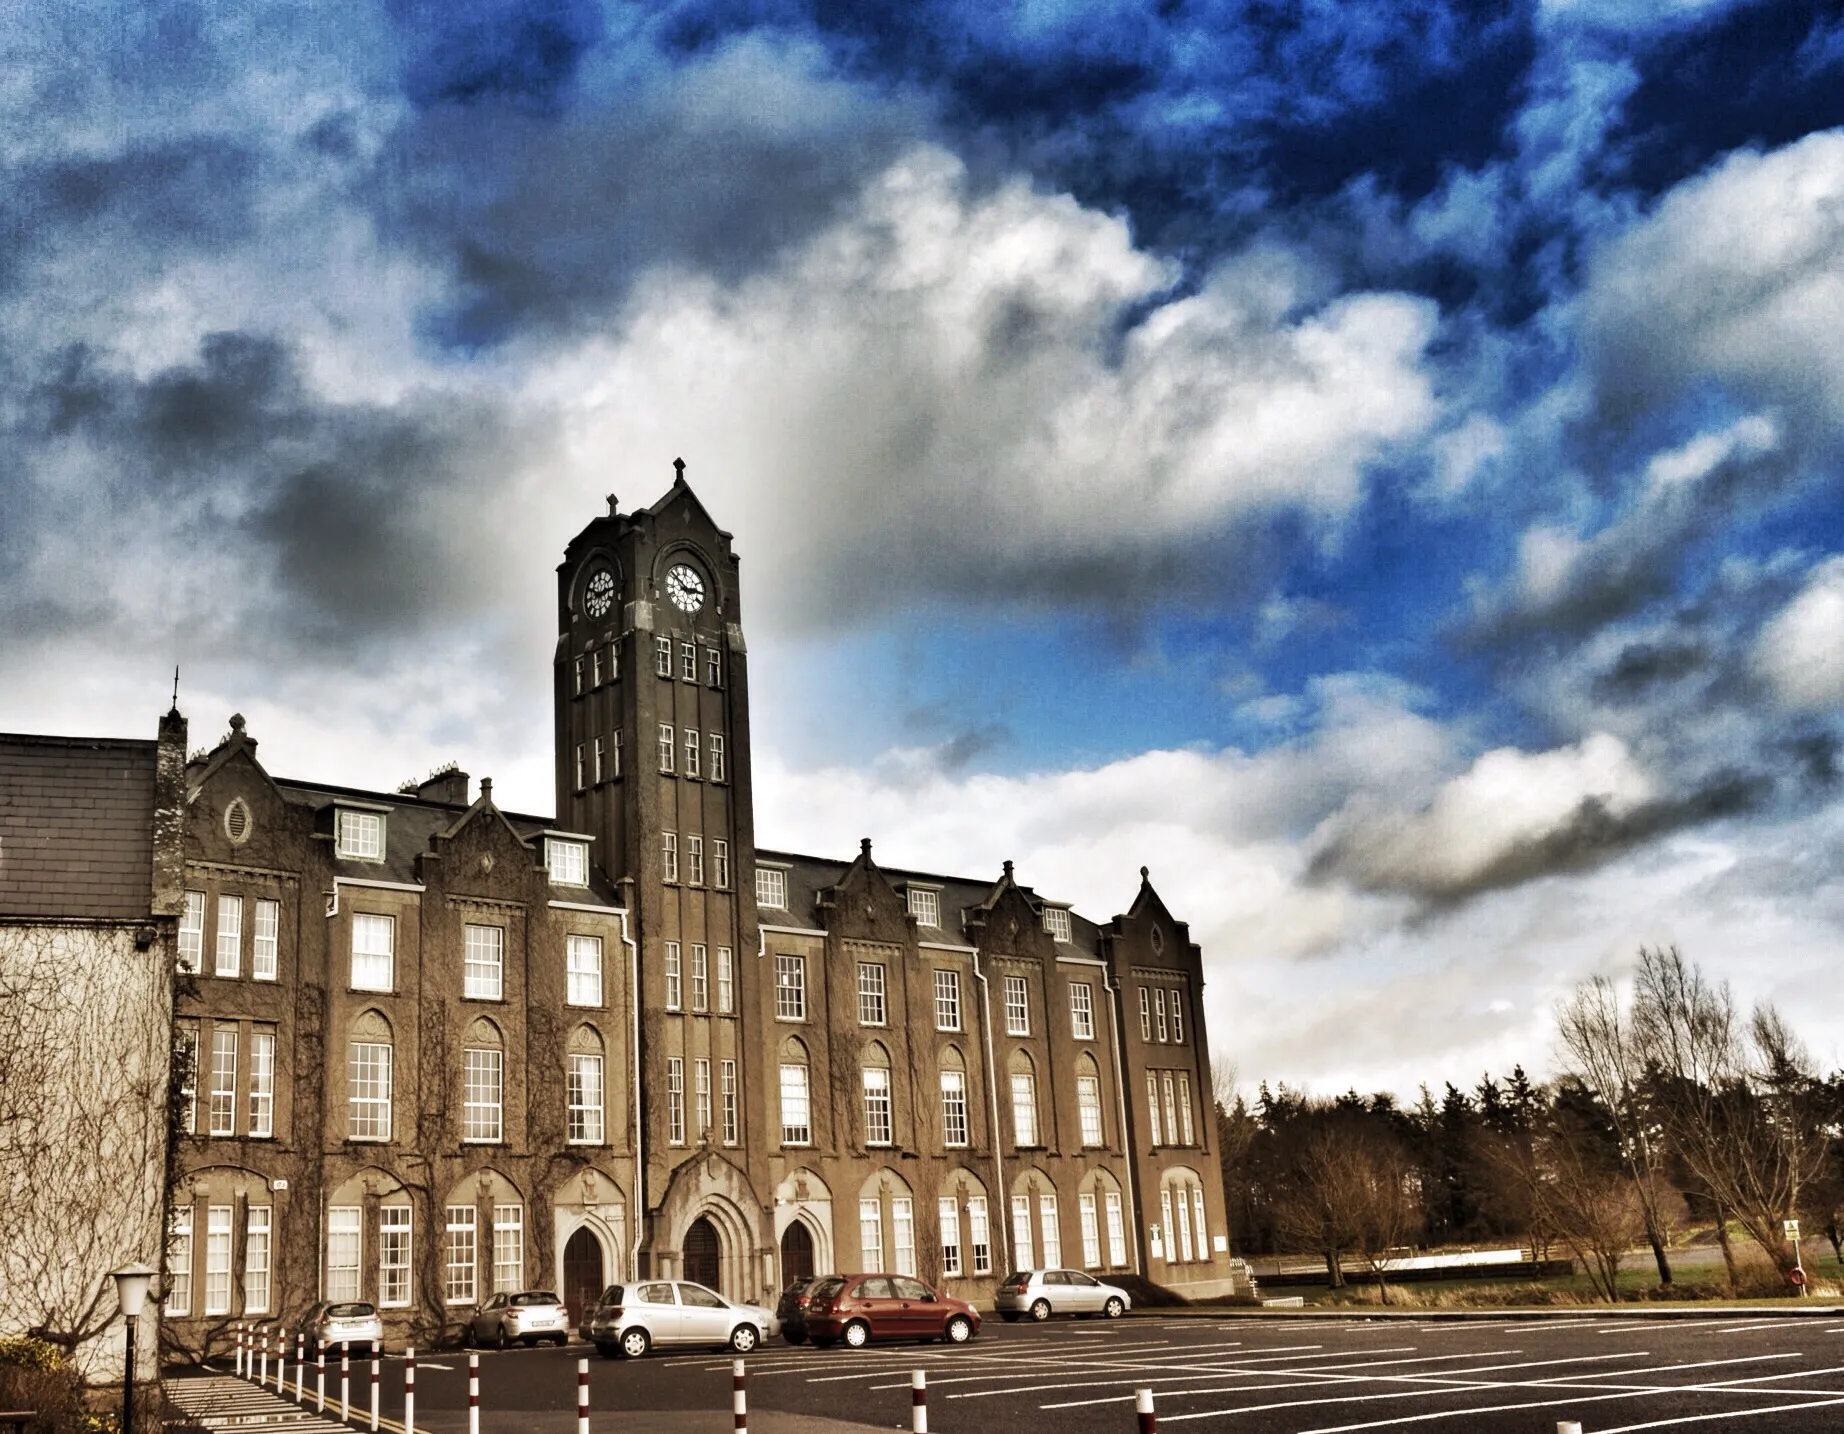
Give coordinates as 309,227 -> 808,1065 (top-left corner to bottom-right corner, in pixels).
563,1227 -> 604,1326
683,1217 -> 720,1291
780,1220 -> 815,1284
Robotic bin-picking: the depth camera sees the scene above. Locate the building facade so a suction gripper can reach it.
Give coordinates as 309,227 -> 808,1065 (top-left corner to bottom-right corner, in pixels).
72,472 -> 1233,1358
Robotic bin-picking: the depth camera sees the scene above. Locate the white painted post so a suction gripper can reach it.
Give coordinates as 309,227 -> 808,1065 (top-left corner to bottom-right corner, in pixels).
911,1369 -> 927,1434
295,1332 -> 305,1402
234,1322 -> 243,1378
341,1349 -> 350,1423
369,1355 -> 379,1433
1136,1387 -> 1157,1434
316,1347 -> 326,1412
404,1347 -> 416,1434
1557,1424 -> 1584,1434
259,1327 -> 269,1388
468,1353 -> 479,1434
733,1358 -> 747,1434
577,1357 -> 590,1434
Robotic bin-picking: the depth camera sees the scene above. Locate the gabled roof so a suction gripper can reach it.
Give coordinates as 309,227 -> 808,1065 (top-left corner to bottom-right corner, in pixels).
0,733 -> 157,920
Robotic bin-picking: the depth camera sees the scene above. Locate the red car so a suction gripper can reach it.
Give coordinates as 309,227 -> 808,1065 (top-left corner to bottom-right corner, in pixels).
805,1274 -> 981,1349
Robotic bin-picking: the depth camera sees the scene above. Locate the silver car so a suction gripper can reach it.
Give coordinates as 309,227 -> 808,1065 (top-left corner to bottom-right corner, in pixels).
994,1269 -> 1131,1322
466,1290 -> 572,1348
299,1300 -> 384,1358
583,1280 -> 778,1358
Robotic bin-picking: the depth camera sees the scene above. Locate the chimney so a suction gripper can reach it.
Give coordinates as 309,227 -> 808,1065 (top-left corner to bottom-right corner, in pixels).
416,768 -> 471,806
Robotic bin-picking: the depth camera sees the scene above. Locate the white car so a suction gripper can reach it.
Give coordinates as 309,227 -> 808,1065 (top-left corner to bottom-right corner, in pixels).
466,1290 -> 571,1348
584,1280 -> 778,1358
994,1269 -> 1131,1321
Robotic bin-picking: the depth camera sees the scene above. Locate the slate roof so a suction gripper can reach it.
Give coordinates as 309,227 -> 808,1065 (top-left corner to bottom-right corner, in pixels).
0,733 -> 158,920
755,847 -> 1104,956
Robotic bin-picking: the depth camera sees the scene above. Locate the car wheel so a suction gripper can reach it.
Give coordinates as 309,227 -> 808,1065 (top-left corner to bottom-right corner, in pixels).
945,1315 -> 973,1344
495,1323 -> 511,1350
460,1326 -> 473,1349
619,1328 -> 650,1360
842,1321 -> 871,1350
729,1324 -> 759,1354
553,1333 -> 569,1347
1029,1299 -> 1052,1322
1103,1297 -> 1125,1319
595,1342 -> 617,1359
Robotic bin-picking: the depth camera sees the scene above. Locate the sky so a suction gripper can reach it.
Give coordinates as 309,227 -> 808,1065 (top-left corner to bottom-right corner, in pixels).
4,0 -> 1844,1100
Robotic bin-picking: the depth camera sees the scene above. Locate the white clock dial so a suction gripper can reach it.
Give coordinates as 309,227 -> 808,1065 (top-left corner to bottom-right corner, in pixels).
584,567 -> 616,620
665,563 -> 705,613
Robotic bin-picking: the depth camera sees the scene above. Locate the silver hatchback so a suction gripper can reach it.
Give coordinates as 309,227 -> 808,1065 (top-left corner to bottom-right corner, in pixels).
994,1269 -> 1131,1321
465,1290 -> 572,1348
299,1300 -> 384,1358
583,1280 -> 778,1358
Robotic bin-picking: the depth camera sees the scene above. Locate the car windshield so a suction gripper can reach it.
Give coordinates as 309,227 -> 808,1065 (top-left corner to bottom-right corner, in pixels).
512,1291 -> 560,1305
326,1303 -> 375,1318
810,1277 -> 847,1299
598,1286 -> 625,1306
1000,1273 -> 1032,1291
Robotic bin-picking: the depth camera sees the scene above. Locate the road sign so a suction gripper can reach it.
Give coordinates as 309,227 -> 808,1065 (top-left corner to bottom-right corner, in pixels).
1785,1219 -> 1800,1239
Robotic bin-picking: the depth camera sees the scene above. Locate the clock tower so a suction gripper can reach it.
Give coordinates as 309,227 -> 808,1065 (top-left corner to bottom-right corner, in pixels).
554,465 -> 766,1279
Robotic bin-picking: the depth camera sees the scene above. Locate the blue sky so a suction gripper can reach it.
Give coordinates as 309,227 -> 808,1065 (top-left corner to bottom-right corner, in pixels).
4,0 -> 1844,1092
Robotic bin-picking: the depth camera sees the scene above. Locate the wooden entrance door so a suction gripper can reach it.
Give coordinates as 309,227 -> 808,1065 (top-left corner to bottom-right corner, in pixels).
563,1226 -> 604,1326
683,1217 -> 721,1291
780,1220 -> 815,1283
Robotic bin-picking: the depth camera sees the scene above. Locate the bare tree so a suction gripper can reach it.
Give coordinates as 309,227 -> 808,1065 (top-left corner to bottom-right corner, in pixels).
1556,975 -> 1675,1285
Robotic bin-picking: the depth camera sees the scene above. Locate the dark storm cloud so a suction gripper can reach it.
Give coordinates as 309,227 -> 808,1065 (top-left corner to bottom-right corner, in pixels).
391,0 -> 605,112
7,333 -> 537,651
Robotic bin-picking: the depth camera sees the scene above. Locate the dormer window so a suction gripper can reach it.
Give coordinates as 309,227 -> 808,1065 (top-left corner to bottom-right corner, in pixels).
335,809 -> 384,861
1043,906 -> 1072,943
548,838 -> 588,887
756,867 -> 787,910
907,887 -> 940,928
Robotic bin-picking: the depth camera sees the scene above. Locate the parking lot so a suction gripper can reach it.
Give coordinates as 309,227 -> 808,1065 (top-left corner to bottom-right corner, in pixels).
227,1310 -> 1844,1434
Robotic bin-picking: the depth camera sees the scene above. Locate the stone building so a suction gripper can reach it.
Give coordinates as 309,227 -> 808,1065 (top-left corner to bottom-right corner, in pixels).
10,471 -> 1233,1360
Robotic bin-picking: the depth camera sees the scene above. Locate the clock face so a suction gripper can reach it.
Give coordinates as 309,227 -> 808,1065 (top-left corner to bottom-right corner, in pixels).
665,563 -> 706,613
583,567 -> 616,620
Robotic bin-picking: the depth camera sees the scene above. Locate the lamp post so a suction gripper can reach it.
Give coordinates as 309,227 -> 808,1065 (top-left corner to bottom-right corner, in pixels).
111,1262 -> 156,1434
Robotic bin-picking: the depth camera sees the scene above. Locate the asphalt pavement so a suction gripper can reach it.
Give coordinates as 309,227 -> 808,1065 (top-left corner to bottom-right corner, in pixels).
195,1310 -> 1844,1434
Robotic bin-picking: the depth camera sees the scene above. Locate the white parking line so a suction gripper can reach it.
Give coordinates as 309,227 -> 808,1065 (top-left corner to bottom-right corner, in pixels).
942,1344 -> 1332,1398
1594,1396 -> 1844,1431
1032,1349 -> 1532,1409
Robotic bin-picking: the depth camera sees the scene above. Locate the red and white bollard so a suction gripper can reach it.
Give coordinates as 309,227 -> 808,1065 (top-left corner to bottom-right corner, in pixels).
369,1354 -> 379,1433
259,1327 -> 270,1388
233,1322 -> 243,1377
295,1332 -> 306,1403
316,1347 -> 326,1412
733,1358 -> 747,1434
280,1331 -> 291,1398
911,1369 -> 928,1434
1558,1425 -> 1584,1434
468,1353 -> 479,1434
1136,1387 -> 1157,1434
577,1357 -> 590,1434
404,1348 -> 416,1434
341,1350 -> 350,1423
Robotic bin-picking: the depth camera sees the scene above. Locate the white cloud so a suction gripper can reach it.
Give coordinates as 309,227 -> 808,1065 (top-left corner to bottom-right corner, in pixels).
535,146 -> 1441,625
1583,128 -> 1844,441
1756,555 -> 1844,712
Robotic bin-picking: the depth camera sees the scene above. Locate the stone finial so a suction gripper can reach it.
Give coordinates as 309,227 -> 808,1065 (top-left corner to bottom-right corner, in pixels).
1140,865 -> 1149,880
481,777 -> 493,803
606,493 -> 619,516
673,457 -> 686,481
860,837 -> 872,858
229,713 -> 246,735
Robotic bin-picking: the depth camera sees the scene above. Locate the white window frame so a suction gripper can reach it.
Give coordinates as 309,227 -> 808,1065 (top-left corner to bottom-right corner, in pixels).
695,1057 -> 712,1137
379,1205 -> 412,1308
1171,990 -> 1185,1045
716,946 -> 734,1013
892,1196 -> 916,1276
492,1204 -> 522,1294
178,890 -> 205,973
862,1065 -> 892,1146
706,646 -> 722,687
907,887 -> 940,927
1155,988 -> 1169,1042
252,897 -> 279,980
1146,1072 -> 1162,1146
336,809 -> 384,861
658,723 -> 675,773
662,830 -> 678,882
177,1023 -> 198,1133
859,1197 -> 884,1269
249,1029 -> 275,1138
1163,1073 -> 1179,1148
940,1069 -> 968,1147
1105,1190 -> 1127,1267
1043,906 -> 1072,942
548,838 -> 588,887
244,1205 -> 272,1312
445,1205 -> 478,1305
1040,1193 -> 1062,1268
690,942 -> 708,1009
328,1205 -> 362,1301
857,961 -> 887,1026
755,867 -> 787,909
1011,1071 -> 1038,1147
1003,975 -> 1029,1036
775,953 -> 806,1021
779,1063 -> 810,1145
348,1040 -> 393,1142
654,635 -> 672,677
464,924 -> 504,1000
1011,1195 -> 1034,1272
350,913 -> 394,992
721,1059 -> 738,1145
680,640 -> 697,681
215,895 -> 242,977
664,940 -> 682,1010
933,969 -> 960,1031
1079,1192 -> 1101,1268
204,1205 -> 233,1315
968,1196 -> 992,1275
568,1053 -> 605,1144
667,1057 -> 685,1145
938,1197 -> 962,1278
708,732 -> 725,782
1193,1188 -> 1209,1263
713,839 -> 730,889
1178,1072 -> 1194,1145
463,1047 -> 503,1143
574,742 -> 586,792
684,728 -> 700,779
592,735 -> 605,784
687,834 -> 704,886
567,934 -> 603,1007
1139,986 -> 1152,1042
166,1209 -> 193,1314
209,1027 -> 238,1136
1070,982 -> 1094,1040
1077,1073 -> 1104,1147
